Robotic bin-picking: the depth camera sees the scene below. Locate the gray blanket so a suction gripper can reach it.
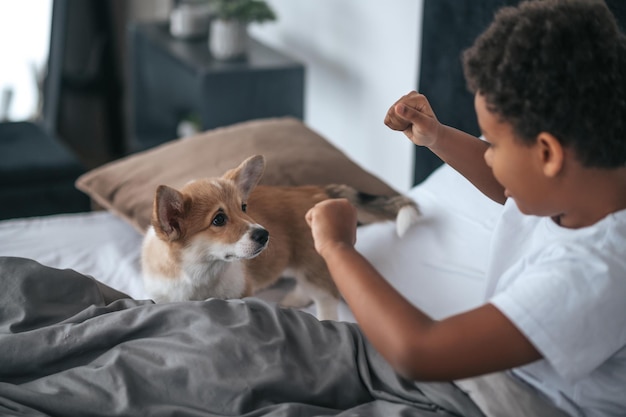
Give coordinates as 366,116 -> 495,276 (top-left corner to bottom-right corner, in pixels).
0,257 -> 484,417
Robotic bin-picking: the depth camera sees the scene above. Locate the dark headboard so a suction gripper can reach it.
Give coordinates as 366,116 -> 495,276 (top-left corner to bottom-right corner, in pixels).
413,0 -> 626,185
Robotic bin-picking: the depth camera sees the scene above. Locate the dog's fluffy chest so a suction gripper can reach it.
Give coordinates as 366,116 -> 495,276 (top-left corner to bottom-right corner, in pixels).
142,227 -> 247,302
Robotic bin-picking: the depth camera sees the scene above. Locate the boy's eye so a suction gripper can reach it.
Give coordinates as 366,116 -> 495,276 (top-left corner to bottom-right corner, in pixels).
241,203 -> 247,212
212,213 -> 227,226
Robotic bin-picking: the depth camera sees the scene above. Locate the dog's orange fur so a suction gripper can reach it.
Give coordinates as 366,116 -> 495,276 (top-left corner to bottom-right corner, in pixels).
240,185 -> 339,297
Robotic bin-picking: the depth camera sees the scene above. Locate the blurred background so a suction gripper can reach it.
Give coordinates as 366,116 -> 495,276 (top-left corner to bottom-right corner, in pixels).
0,0 -> 421,193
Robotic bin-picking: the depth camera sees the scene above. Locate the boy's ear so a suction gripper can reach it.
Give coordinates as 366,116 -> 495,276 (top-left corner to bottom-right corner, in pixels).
536,132 -> 564,178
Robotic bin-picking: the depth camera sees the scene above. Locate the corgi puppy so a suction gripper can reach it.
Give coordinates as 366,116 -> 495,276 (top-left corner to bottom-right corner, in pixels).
141,154 -> 420,320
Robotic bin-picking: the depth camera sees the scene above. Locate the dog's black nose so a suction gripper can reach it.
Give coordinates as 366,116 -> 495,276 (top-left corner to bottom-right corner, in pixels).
251,228 -> 269,245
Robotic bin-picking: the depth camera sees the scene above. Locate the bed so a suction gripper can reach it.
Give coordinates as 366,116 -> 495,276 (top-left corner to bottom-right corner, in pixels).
5,0 -> 622,416
0,129 -> 502,415
0,132 -> 507,417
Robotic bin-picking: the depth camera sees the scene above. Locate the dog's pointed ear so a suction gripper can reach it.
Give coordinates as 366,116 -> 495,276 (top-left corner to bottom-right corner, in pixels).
153,185 -> 187,241
223,155 -> 266,200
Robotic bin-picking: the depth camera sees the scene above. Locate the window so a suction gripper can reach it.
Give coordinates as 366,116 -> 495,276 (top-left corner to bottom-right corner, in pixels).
0,0 -> 52,121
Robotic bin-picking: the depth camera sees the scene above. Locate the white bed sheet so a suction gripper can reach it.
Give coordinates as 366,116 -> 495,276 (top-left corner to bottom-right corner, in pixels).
0,164 -> 503,321
0,210 -> 147,300
356,164 -> 503,319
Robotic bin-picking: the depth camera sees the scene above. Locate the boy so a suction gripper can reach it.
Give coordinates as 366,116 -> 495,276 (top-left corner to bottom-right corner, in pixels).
306,0 -> 626,416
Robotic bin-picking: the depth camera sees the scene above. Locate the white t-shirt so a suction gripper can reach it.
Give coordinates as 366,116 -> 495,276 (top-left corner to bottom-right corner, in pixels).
484,199 -> 626,417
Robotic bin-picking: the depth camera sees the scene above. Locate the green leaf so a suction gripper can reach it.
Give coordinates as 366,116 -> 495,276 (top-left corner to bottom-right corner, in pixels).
214,0 -> 277,23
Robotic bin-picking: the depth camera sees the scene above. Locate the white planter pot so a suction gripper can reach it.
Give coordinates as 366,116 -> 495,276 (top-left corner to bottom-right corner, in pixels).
209,19 -> 248,60
169,3 -> 215,40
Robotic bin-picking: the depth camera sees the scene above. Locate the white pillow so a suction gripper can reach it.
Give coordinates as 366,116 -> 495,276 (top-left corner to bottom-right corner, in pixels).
345,164 -> 503,321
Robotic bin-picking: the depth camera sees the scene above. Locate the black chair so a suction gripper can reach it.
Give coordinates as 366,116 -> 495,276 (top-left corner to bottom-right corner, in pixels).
0,122 -> 90,220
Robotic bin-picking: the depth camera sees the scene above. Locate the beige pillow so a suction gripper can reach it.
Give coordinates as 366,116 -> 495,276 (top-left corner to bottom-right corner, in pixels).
76,117 -> 398,234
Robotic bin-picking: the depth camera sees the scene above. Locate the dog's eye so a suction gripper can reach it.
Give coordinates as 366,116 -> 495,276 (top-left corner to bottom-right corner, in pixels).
212,213 -> 227,227
241,203 -> 247,212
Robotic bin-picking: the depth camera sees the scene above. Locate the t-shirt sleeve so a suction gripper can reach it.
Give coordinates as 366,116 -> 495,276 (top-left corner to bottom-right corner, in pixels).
490,243 -> 626,382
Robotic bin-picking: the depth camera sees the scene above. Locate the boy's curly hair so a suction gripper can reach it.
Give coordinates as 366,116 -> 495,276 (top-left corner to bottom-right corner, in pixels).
463,0 -> 626,168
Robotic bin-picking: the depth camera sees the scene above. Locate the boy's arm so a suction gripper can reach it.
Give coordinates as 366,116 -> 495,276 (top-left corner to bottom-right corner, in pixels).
306,199 -> 541,381
385,91 -> 506,204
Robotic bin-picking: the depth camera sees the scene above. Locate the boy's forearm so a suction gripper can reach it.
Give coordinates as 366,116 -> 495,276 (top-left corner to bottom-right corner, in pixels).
431,125 -> 506,204
320,244 -> 434,374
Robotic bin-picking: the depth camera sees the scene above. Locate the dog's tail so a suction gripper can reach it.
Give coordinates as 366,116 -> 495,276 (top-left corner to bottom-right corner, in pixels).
323,184 -> 420,237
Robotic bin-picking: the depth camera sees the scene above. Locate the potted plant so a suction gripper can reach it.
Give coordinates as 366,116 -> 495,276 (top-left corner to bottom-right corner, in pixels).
209,0 -> 277,60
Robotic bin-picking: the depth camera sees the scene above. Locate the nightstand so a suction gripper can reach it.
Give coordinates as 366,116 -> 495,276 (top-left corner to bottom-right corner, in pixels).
129,21 -> 305,151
